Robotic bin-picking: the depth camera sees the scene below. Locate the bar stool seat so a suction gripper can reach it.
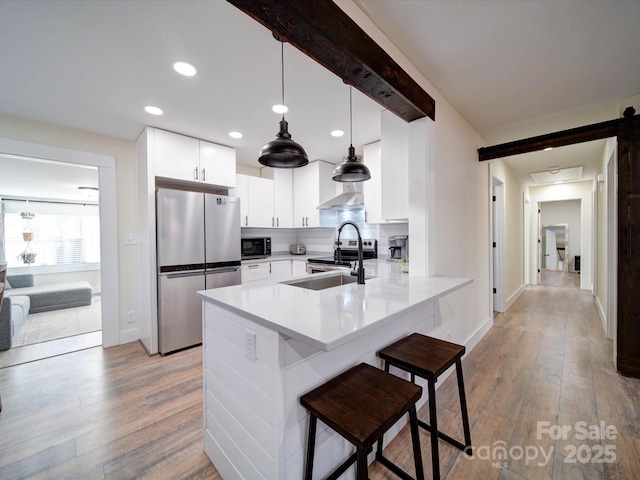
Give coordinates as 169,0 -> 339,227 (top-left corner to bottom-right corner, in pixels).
300,362 -> 424,480
377,333 -> 472,480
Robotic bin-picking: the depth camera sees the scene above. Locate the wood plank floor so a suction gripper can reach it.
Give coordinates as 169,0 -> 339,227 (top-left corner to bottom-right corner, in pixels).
0,284 -> 638,479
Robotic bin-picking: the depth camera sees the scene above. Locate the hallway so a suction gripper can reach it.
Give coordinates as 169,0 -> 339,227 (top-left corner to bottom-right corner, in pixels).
0,285 -> 638,479
370,284 -> 640,479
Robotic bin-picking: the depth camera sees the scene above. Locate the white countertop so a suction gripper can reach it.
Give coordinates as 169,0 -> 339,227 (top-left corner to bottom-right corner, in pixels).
198,261 -> 472,351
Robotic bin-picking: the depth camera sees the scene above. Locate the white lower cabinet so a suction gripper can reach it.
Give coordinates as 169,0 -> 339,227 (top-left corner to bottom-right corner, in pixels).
292,260 -> 308,277
268,261 -> 292,282
241,263 -> 269,283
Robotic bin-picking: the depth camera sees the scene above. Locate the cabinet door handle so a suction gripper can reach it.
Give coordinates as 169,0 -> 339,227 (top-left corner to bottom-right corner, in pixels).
194,167 -> 199,180
277,217 -> 279,227
272,217 -> 275,227
302,216 -> 305,227
245,215 -> 248,226
201,168 -> 206,182
365,211 -> 368,223
247,264 -> 259,269
305,216 -> 309,227
269,263 -> 272,274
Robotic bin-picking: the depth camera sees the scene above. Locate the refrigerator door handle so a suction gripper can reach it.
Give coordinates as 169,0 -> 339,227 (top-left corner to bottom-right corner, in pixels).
207,267 -> 240,274
165,271 -> 205,279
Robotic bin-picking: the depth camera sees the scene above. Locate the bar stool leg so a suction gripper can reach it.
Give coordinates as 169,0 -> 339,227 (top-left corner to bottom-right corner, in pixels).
408,406 -> 425,480
427,380 -> 440,480
356,448 -> 368,480
304,415 -> 318,480
376,360 -> 392,459
455,359 -> 472,455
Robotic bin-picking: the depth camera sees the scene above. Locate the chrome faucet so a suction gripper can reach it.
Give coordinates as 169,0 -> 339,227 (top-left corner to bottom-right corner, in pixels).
336,221 -> 365,284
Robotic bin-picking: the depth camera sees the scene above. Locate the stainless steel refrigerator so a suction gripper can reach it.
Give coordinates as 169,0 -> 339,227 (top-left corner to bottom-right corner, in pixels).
156,188 -> 241,355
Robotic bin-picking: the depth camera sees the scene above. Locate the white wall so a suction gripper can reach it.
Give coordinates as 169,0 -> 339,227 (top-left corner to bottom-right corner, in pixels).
540,199 -> 581,272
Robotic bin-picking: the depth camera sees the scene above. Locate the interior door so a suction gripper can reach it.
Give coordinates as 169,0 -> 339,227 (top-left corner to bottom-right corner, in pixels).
544,229 -> 558,269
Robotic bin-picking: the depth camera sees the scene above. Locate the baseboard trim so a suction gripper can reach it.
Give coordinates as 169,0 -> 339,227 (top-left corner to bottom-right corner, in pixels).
119,327 -> 139,345
506,284 -> 526,311
595,296 -> 608,337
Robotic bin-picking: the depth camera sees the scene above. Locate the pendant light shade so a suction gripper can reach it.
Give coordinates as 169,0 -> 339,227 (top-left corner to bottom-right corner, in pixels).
332,86 -> 371,182
259,38 -> 308,168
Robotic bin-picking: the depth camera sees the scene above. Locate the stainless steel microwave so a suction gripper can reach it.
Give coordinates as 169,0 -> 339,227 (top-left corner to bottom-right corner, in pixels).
241,237 -> 271,258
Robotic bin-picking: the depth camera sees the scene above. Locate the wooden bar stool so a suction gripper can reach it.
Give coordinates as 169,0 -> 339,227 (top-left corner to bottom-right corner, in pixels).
300,362 -> 425,480
377,334 -> 472,480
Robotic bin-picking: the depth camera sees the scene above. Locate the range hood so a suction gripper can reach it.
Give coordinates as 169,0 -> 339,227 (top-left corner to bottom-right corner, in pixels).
317,182 -> 364,211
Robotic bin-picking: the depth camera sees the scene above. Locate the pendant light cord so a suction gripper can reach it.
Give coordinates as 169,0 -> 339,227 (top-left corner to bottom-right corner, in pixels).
281,41 -> 285,122
349,86 -> 353,147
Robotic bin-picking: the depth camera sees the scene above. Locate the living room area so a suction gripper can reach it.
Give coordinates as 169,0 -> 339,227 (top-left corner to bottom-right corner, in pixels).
0,154 -> 102,367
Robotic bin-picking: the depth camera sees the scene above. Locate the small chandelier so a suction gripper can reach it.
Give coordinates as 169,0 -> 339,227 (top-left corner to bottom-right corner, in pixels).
258,35 -> 309,168
332,86 -> 371,182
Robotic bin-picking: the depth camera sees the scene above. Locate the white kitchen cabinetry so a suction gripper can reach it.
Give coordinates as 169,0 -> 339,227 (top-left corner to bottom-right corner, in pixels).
154,129 -> 236,187
232,174 -> 275,228
241,262 -> 269,283
293,160 -> 335,228
268,261 -> 292,282
363,141 -> 383,224
273,169 -> 293,228
292,259 -> 308,277
363,110 -> 410,224
199,140 -> 236,187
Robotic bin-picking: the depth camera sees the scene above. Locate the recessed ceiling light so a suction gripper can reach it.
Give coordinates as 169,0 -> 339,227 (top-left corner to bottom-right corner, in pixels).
173,61 -> 197,77
272,104 -> 288,114
331,130 -> 344,137
228,131 -> 243,139
543,147 -> 554,151
144,105 -> 164,116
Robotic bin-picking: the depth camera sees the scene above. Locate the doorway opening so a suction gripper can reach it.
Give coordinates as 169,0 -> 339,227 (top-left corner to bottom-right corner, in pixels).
491,176 -> 505,313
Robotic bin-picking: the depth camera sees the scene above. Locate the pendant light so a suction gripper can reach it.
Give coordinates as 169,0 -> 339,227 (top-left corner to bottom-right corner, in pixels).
332,86 -> 371,182
258,36 -> 309,168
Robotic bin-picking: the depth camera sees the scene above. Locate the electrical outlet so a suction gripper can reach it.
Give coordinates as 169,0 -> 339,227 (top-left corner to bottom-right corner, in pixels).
245,330 -> 257,362
126,311 -> 136,323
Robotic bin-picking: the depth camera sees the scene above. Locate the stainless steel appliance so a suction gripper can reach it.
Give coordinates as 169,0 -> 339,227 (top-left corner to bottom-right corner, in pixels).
290,244 -> 306,255
307,238 -> 377,274
241,237 -> 271,259
388,235 -> 409,261
156,188 -> 241,355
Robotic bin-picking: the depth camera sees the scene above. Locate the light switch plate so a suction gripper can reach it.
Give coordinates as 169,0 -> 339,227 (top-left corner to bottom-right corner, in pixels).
124,234 -> 138,245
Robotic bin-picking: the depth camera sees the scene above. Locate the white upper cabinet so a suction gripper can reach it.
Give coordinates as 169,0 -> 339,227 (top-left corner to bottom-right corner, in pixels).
293,160 -> 335,228
273,169 -> 294,228
380,110 -> 409,221
362,141 -> 383,224
363,112 -> 409,223
199,140 -> 236,187
231,174 -> 274,228
154,129 -> 200,181
154,129 -> 236,187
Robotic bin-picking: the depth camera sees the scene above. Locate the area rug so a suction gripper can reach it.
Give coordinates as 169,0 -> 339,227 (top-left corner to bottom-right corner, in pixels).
13,296 -> 102,347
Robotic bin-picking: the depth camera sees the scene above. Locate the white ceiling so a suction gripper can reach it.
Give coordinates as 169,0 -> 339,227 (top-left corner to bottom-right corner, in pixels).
1,0 -> 639,190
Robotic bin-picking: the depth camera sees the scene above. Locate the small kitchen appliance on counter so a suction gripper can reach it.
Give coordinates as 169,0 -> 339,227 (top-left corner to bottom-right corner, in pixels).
306,238 -> 377,274
388,235 -> 409,261
290,244 -> 306,255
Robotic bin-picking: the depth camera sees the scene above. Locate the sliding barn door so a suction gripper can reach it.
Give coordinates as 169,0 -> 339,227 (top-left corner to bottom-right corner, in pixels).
617,107 -> 640,378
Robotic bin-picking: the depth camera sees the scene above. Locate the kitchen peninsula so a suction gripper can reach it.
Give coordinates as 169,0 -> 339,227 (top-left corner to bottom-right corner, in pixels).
198,265 -> 472,479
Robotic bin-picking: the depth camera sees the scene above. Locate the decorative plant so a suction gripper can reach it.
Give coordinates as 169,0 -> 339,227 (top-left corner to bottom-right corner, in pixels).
17,251 -> 37,264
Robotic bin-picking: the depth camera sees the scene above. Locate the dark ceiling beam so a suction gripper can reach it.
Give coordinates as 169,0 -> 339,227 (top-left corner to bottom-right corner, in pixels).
478,113 -> 640,161
226,0 -> 435,123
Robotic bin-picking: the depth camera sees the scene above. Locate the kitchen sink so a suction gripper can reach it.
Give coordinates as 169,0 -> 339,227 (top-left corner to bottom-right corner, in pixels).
282,273 -> 361,291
